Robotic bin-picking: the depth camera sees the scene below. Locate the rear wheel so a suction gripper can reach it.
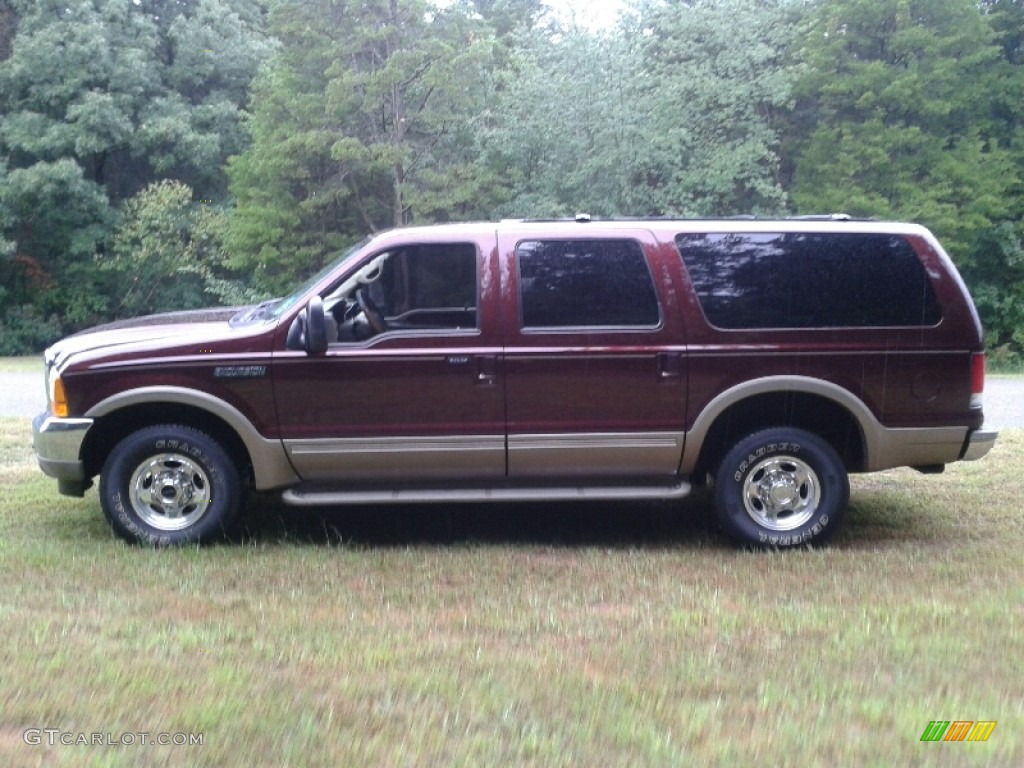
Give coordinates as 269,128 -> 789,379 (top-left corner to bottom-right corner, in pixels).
99,425 -> 241,545
713,428 -> 848,548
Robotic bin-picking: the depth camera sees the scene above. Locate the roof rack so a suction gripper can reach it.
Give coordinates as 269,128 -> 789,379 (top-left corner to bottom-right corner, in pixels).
785,213 -> 854,221
513,213 -> 868,223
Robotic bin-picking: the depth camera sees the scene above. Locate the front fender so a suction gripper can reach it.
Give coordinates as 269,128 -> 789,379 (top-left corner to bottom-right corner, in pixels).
87,387 -> 298,490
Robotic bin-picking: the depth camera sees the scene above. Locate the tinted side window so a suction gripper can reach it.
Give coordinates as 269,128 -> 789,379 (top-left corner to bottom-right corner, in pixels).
675,232 -> 942,329
517,239 -> 660,328
331,243 -> 478,342
379,244 -> 477,318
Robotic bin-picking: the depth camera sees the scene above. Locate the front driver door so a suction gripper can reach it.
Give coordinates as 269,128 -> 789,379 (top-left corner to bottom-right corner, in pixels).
272,235 -> 506,482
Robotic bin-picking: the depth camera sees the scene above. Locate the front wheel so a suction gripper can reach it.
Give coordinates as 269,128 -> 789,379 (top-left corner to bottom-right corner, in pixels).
713,428 -> 848,549
99,425 -> 241,545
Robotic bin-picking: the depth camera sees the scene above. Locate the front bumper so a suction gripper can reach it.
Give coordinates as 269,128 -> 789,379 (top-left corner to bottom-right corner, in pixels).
961,425 -> 999,462
32,412 -> 94,496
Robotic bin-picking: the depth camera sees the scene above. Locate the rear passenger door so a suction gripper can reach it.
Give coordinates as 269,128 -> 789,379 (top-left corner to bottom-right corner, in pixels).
499,230 -> 688,479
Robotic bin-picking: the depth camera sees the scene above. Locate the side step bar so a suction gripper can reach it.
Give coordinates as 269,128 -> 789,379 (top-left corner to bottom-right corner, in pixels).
281,480 -> 692,507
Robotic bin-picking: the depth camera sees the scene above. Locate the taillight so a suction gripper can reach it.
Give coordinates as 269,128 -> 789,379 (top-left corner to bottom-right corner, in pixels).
970,353 -> 985,409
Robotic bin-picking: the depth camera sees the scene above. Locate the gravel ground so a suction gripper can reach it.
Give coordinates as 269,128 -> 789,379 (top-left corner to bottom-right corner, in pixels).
0,372 -> 46,418
985,378 -> 1024,428
1,371 -> 1020,425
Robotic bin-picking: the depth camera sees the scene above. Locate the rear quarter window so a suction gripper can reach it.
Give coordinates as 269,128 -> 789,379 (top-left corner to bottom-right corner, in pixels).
675,232 -> 942,329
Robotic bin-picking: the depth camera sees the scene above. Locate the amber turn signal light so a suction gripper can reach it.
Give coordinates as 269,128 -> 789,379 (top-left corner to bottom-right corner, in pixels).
52,377 -> 69,418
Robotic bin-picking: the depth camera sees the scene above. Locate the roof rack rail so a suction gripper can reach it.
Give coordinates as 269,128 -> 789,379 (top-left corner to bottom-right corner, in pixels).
786,213 -> 853,221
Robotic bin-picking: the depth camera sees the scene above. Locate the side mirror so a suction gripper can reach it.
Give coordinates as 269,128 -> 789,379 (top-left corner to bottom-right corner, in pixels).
305,296 -> 328,355
285,297 -> 328,355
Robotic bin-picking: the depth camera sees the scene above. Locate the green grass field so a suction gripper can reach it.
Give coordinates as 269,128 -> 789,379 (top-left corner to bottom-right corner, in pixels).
1,416 -> 1021,767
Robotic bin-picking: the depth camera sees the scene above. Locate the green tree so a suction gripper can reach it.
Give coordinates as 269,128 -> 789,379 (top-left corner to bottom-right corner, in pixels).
467,0 -> 544,38
788,0 -> 1015,245
964,223 -> 1024,361
104,180 -> 256,318
226,0 -> 495,293
629,0 -> 800,216
981,0 -> 1024,65
0,0 -> 271,349
976,0 -> 1024,359
0,158 -> 114,333
477,1 -> 800,219
0,1 -> 16,62
474,24 -> 638,217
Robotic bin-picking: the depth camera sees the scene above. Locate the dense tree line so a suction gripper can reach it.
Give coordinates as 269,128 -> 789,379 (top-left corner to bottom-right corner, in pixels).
1,0 -> 1022,360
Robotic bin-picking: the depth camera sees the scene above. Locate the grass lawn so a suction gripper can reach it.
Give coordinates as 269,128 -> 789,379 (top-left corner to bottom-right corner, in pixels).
1,416 -> 1021,767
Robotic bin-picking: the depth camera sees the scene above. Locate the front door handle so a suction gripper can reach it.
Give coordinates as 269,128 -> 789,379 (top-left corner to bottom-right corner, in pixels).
658,352 -> 682,379
476,356 -> 498,387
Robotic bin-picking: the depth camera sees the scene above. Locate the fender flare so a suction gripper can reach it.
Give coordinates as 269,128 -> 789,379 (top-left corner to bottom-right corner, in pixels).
682,375 -> 878,472
87,386 -> 298,490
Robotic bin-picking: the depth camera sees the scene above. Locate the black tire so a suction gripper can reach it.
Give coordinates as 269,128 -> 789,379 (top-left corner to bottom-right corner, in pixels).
713,428 -> 848,549
99,425 -> 241,546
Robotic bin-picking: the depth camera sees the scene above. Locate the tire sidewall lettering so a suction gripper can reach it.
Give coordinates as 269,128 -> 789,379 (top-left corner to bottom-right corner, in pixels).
151,441 -> 220,481
734,442 -> 802,483
756,513 -> 831,547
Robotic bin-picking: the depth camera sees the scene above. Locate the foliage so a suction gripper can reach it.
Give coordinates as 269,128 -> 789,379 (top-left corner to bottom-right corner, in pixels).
474,25 -> 637,217
103,180 -> 258,318
0,0 -> 1022,354
0,0 -> 271,350
962,221 -> 1024,358
789,0 -> 1013,243
225,0 -> 495,294
0,157 -> 116,330
0,302 -> 63,355
628,0 -> 799,216
0,0 -> 271,200
475,0 -> 799,219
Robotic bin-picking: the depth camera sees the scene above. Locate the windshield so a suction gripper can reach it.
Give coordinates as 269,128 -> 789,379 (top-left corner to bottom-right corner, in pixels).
233,237 -> 372,326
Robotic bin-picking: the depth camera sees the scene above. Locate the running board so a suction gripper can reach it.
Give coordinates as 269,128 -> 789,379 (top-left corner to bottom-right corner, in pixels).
281,480 -> 691,507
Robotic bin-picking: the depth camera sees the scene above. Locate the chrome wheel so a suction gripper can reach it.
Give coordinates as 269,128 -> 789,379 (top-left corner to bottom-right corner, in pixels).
129,453 -> 211,532
741,456 -> 821,532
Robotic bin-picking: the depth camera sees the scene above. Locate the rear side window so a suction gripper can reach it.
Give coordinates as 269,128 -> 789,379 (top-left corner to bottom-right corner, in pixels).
517,239 -> 660,329
675,232 -> 942,329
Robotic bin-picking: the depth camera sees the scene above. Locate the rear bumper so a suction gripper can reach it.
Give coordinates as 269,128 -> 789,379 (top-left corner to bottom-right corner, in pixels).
961,426 -> 998,461
32,412 -> 94,494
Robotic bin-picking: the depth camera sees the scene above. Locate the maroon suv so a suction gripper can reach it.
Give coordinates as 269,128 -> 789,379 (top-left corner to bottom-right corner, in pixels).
32,217 -> 998,547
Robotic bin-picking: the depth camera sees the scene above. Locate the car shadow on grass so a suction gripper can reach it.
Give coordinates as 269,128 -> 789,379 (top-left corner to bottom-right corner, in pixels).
54,483 -> 940,551
231,482 -> 955,551
232,488 -> 725,550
